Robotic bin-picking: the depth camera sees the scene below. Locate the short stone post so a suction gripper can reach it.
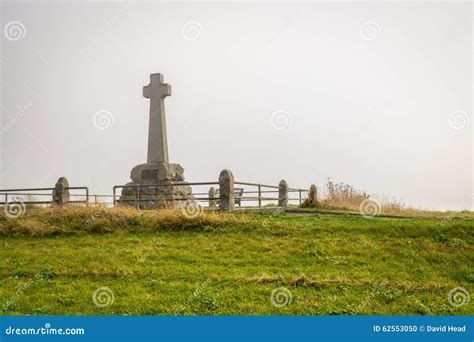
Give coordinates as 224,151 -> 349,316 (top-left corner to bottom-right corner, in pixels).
52,177 -> 70,205
302,184 -> 319,207
219,169 -> 234,212
278,179 -> 288,208
208,186 -> 217,209
309,184 -> 318,203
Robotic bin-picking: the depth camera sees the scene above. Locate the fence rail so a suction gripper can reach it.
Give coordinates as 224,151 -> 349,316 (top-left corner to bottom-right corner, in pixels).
234,181 -> 308,207
0,187 -> 89,205
0,172 -> 314,213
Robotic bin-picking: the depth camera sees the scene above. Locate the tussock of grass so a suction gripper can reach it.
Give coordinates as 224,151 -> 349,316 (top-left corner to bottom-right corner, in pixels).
289,274 -> 317,287
243,274 -> 283,284
302,179 -> 473,218
0,206 -> 250,236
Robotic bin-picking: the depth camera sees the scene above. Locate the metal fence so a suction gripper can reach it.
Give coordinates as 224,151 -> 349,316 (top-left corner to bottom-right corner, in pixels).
110,181 -> 308,210
0,187 -> 89,207
234,181 -> 307,208
0,180 -> 309,211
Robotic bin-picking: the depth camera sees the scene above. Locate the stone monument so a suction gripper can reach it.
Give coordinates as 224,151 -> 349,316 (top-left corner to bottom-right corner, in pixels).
120,73 -> 192,208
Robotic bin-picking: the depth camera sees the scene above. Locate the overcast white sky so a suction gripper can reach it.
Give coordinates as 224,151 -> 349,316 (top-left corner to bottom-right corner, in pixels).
0,1 -> 472,210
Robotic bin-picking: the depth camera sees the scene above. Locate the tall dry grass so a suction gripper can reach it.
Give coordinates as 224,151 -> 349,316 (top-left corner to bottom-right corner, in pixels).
323,179 -> 370,209
0,205 -> 251,236
312,178 -> 435,216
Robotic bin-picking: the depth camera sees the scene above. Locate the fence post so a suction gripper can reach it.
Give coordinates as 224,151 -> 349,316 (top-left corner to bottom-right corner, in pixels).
258,184 -> 262,208
302,184 -> 318,207
209,186 -> 217,209
278,179 -> 288,209
309,184 -> 318,204
52,177 -> 70,205
219,169 -> 234,212
136,187 -> 141,209
309,184 -> 318,203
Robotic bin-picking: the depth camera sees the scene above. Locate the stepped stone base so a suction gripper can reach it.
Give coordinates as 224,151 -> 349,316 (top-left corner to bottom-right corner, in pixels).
119,162 -> 193,209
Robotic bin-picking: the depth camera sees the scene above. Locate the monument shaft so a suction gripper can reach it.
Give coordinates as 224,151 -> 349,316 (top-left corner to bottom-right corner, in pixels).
147,97 -> 169,163
143,73 -> 171,164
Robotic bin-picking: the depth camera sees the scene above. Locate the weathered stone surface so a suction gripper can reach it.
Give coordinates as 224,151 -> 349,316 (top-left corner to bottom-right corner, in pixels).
123,161 -> 191,208
120,180 -> 192,209
130,163 -> 185,183
208,186 -> 217,209
219,169 -> 234,211
278,179 -> 288,208
52,177 -> 70,205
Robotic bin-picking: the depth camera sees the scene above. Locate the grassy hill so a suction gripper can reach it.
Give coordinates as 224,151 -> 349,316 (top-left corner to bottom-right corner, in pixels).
0,207 -> 472,315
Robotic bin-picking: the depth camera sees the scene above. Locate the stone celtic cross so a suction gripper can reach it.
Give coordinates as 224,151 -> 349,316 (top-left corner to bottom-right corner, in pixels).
143,73 -> 171,164
121,73 -> 192,208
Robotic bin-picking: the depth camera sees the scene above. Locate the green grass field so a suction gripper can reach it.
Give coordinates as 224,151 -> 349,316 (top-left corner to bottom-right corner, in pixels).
0,207 -> 472,315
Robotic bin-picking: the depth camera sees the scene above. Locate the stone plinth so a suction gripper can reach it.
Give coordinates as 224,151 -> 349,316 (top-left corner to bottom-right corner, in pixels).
130,163 -> 185,183
119,162 -> 192,209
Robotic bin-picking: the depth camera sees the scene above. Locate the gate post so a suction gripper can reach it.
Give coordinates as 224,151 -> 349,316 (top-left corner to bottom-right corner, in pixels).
219,169 -> 234,212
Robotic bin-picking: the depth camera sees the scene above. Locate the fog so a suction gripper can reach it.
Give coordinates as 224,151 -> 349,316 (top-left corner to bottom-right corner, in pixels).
1,1 -> 472,210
